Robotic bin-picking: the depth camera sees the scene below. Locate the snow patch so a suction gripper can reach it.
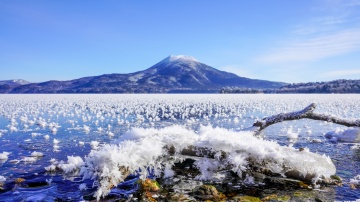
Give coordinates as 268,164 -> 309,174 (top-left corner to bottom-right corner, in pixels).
128,73 -> 144,82
350,174 -> 360,185
22,157 -> 37,162
325,128 -> 360,143
59,156 -> 84,173
168,55 -> 198,62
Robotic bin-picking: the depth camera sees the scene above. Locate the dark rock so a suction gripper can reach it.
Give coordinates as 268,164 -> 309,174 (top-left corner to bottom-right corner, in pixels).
193,184 -> 226,200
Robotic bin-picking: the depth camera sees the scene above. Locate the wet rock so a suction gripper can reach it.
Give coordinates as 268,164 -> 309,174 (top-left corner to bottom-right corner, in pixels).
264,176 -> 305,189
170,177 -> 203,193
192,185 -> 226,200
169,193 -> 194,201
26,181 -> 48,187
143,191 -> 158,202
261,194 -> 291,201
284,170 -> 315,183
272,195 -> 291,202
291,190 -> 329,202
349,184 -> 356,190
137,178 -> 162,202
261,194 -> 278,201
15,178 -> 25,184
293,191 -> 312,199
318,175 -> 342,186
330,175 -> 341,181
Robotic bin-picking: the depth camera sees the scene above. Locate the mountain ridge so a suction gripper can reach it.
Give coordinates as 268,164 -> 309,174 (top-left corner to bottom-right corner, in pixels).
3,55 -> 286,93
0,79 -> 31,93
220,79 -> 360,94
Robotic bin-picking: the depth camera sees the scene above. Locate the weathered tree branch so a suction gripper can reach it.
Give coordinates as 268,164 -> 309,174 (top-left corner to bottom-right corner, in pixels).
253,103 -> 360,133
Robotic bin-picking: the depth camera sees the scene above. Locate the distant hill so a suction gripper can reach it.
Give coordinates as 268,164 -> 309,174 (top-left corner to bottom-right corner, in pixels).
276,79 -> 360,93
0,79 -> 30,93
220,79 -> 360,94
6,55 -> 286,93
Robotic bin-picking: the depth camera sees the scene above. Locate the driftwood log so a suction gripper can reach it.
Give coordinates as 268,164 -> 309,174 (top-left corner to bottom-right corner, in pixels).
253,103 -> 360,133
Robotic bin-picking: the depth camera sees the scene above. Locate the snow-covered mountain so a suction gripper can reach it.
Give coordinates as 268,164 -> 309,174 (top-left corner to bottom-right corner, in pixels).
0,79 -> 30,85
8,55 -> 286,93
134,55 -> 286,91
0,79 -> 31,93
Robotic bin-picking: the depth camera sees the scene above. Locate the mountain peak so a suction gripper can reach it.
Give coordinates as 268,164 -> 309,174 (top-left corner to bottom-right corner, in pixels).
12,79 -> 31,85
150,55 -> 201,72
167,55 -> 198,62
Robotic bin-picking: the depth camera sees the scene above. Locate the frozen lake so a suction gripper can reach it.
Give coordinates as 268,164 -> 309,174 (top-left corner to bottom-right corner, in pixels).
0,94 -> 359,201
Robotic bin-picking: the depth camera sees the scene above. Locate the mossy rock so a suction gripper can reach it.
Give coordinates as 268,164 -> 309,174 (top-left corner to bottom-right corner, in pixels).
230,195 -> 260,202
273,195 -> 291,202
292,190 -> 315,199
261,194 -> 289,201
298,181 -> 310,189
330,175 -> 341,181
140,179 -> 160,192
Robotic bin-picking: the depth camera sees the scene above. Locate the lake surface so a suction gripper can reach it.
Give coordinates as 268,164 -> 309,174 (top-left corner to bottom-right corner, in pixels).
0,94 -> 359,201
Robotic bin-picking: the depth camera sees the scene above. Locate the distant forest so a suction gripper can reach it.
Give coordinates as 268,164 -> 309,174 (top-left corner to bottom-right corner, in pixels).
220,79 -> 360,94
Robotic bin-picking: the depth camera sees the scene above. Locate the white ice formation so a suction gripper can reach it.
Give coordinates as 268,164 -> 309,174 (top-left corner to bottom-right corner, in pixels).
31,151 -> 44,157
79,125 -> 336,200
0,152 -> 10,160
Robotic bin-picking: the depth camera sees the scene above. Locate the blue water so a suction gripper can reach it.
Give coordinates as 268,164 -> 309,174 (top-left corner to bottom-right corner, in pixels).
0,94 -> 359,201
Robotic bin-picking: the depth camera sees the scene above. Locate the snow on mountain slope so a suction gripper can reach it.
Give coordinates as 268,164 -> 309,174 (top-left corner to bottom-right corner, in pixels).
7,55 -> 286,93
0,79 -> 31,93
0,79 -> 30,85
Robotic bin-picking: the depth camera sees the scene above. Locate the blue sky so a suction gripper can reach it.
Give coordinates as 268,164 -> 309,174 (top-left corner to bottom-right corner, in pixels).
1,0 -> 360,83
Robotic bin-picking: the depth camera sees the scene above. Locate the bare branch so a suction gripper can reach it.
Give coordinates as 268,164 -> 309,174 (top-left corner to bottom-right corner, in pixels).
253,103 -> 360,132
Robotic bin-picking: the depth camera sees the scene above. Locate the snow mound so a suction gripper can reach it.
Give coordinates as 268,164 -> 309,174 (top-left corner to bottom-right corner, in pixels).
325,128 -> 360,143
31,151 -> 44,157
53,139 -> 60,144
0,152 -> 10,160
90,141 -> 100,150
45,156 -> 84,173
350,174 -> 360,185
80,125 -> 336,200
59,156 -> 84,173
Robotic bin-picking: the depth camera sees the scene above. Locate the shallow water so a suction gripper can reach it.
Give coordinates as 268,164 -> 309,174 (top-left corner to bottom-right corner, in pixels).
0,94 -> 359,201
